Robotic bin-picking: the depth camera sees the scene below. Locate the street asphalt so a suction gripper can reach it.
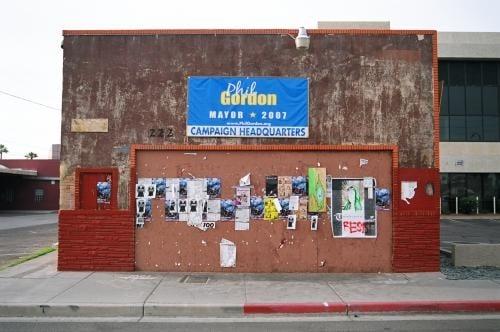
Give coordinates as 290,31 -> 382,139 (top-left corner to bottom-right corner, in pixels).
0,212 -> 57,267
1,315 -> 500,332
440,217 -> 500,252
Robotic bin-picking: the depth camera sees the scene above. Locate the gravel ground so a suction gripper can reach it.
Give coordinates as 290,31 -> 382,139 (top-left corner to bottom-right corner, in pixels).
441,252 -> 500,280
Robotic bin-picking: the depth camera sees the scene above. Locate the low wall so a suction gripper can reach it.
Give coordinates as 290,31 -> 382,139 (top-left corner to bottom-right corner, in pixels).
453,243 -> 500,267
58,210 -> 134,271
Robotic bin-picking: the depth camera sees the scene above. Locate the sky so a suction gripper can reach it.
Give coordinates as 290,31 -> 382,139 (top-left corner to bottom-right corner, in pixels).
1,0 -> 499,159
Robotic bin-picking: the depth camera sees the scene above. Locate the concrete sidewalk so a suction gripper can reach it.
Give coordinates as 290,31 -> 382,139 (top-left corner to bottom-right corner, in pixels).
1,252 -> 500,318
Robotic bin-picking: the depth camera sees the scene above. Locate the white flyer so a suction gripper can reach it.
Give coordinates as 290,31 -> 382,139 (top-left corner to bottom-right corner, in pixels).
220,238 -> 236,268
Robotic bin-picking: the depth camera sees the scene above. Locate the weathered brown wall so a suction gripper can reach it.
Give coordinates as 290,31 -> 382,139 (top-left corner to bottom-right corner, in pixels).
60,31 -> 435,209
135,150 -> 392,272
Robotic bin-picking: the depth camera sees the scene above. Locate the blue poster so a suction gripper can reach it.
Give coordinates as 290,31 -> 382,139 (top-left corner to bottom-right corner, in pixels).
187,77 -> 309,138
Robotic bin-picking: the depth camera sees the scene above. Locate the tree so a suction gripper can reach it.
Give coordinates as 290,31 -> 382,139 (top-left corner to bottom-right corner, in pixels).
25,152 -> 38,160
0,144 -> 8,159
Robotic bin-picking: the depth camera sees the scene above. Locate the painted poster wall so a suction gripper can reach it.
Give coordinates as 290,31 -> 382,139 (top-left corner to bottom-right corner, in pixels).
134,149 -> 393,272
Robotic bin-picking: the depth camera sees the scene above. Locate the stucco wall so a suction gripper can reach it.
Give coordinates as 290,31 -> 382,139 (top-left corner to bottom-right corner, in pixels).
440,142 -> 500,173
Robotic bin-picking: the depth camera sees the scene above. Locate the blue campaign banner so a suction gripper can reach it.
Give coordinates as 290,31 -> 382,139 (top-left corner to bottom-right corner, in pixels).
187,77 -> 309,138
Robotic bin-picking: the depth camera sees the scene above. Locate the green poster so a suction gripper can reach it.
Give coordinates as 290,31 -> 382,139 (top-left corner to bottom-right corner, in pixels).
308,168 -> 326,212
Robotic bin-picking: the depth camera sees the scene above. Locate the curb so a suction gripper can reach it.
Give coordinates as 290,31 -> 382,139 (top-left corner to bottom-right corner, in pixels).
244,300 -> 500,315
0,304 -> 143,318
2,301 -> 500,317
244,302 -> 346,315
144,304 -> 243,317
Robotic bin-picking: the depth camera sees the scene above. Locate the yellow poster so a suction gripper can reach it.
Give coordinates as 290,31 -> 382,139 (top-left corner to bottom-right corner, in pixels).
263,197 -> 279,221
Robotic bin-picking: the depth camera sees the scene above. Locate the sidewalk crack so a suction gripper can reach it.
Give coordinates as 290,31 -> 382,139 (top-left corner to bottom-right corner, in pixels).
327,282 -> 348,316
45,271 -> 94,303
140,274 -> 165,319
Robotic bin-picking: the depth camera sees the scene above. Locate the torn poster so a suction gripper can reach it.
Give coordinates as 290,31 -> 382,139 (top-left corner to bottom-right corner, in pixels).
235,221 -> 250,231
179,178 -> 188,197
308,168 -> 327,212
152,178 -> 167,198
298,196 -> 308,221
206,199 -> 221,221
206,178 -> 221,198
97,178 -> 111,205
235,208 -> 250,231
178,199 -> 188,214
207,199 -> 221,214
289,195 -> 299,211
401,181 -> 417,204
292,176 -> 307,196
136,198 -> 152,222
235,186 -> 251,207
235,208 -> 250,222
165,178 -> 180,196
360,158 -> 369,167
220,238 -> 236,268
187,179 -> 205,198
239,173 -> 251,186
188,212 -> 203,226
278,176 -> 292,198
265,175 -> 278,197
286,214 -> 297,230
165,199 -> 178,220
136,216 -> 145,228
206,213 -> 220,222
375,188 -> 391,210
220,199 -> 236,220
279,198 -> 291,217
326,175 -> 332,198
250,196 -> 264,217
178,212 -> 189,221
331,178 -> 377,238
264,197 -> 279,221
135,183 -> 146,198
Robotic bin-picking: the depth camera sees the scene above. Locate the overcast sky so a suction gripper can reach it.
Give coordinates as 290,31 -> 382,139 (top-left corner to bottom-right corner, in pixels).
1,0 -> 499,159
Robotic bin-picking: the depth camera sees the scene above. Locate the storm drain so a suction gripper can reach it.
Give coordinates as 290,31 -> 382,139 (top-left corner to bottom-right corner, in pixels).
179,275 -> 209,284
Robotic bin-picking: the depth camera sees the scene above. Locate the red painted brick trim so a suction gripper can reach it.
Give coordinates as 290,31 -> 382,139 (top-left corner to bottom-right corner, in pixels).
75,167 -> 119,210
432,32 -> 440,168
63,29 -> 436,37
58,210 -> 134,271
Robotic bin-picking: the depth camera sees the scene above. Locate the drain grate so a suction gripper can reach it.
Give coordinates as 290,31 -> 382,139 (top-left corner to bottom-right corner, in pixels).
180,275 -> 209,284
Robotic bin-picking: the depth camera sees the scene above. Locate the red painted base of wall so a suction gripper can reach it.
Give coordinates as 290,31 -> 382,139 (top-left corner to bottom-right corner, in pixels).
58,210 -> 134,271
392,168 -> 441,272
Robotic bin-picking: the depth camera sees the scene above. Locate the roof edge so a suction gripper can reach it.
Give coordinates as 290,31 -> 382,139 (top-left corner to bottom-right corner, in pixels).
62,29 -> 437,36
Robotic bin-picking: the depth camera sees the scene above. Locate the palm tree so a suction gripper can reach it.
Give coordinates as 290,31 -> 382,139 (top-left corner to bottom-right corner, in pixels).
0,144 -> 8,159
25,152 -> 38,160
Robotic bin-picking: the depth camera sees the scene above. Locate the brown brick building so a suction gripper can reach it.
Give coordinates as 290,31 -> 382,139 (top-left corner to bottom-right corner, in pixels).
58,29 -> 440,272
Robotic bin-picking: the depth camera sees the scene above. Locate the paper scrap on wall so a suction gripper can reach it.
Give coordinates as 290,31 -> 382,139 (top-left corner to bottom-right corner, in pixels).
239,173 -> 251,186
220,238 -> 236,267
401,181 -> 417,204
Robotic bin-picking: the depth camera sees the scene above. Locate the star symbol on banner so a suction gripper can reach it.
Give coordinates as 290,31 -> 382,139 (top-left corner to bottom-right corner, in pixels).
250,112 -> 256,118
